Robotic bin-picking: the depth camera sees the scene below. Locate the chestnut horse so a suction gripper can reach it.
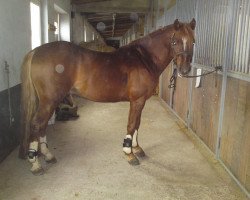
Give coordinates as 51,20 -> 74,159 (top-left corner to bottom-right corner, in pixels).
19,19 -> 196,175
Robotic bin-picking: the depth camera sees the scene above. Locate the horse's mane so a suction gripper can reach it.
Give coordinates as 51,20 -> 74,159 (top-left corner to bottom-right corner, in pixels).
115,25 -> 175,75
125,24 -> 174,47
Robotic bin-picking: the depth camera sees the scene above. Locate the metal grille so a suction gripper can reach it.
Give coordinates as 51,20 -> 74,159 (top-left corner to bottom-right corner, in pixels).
164,4 -> 176,26
156,14 -> 165,28
194,0 -> 229,67
230,0 -> 250,74
142,0 -> 250,76
176,0 -> 196,22
177,0 -> 249,76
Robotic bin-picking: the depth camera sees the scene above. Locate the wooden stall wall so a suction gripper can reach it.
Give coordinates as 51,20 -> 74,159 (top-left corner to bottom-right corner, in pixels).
220,77 -> 250,192
172,76 -> 190,123
160,65 -> 172,105
155,0 -> 250,196
190,72 -> 222,153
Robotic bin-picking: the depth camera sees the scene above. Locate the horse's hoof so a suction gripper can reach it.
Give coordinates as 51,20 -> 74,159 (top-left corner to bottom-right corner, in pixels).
134,150 -> 146,158
133,147 -> 146,158
124,153 -> 140,165
128,157 -> 140,166
31,167 -> 44,176
46,157 -> 57,164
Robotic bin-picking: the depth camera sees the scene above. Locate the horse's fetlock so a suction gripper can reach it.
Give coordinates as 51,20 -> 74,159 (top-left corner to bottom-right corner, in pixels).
28,149 -> 38,162
123,135 -> 132,154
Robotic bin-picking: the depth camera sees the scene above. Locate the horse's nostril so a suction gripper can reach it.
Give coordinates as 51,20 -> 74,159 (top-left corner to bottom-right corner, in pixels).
181,67 -> 191,75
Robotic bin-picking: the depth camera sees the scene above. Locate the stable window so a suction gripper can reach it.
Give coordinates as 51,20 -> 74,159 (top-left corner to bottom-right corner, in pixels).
54,4 -> 70,42
54,13 -> 60,41
30,1 -> 41,49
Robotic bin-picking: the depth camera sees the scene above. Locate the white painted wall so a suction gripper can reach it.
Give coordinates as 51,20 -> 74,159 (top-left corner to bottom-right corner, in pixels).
0,0 -> 71,92
72,13 -> 85,44
72,13 -> 105,44
0,0 -> 31,91
42,0 -> 71,43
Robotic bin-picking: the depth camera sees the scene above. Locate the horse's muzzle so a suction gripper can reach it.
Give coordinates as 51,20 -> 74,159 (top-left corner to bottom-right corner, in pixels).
178,65 -> 191,76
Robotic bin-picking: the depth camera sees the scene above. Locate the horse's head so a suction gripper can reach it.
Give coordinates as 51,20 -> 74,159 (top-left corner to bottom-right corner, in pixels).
171,19 -> 196,76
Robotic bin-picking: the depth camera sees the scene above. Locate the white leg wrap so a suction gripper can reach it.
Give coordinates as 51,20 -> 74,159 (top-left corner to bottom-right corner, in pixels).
28,141 -> 42,172
28,141 -> 38,163
132,130 -> 138,147
123,135 -> 132,154
31,160 -> 42,172
40,136 -> 54,161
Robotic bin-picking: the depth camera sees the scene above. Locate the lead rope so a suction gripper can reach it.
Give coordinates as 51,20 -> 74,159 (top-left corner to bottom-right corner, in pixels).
182,65 -> 222,78
168,65 -> 222,88
168,68 -> 177,89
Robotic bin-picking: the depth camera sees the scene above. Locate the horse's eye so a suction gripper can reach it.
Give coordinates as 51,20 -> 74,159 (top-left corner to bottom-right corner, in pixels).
193,42 -> 195,46
172,41 -> 176,45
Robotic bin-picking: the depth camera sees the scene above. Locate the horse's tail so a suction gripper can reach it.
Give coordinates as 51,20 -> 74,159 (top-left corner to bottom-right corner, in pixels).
18,50 -> 37,159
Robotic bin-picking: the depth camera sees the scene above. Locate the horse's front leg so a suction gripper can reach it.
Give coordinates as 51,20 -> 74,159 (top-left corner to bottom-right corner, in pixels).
132,113 -> 146,158
123,97 -> 146,165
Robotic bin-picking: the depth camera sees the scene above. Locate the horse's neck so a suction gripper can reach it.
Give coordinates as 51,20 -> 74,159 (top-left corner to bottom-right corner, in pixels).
138,31 -> 174,75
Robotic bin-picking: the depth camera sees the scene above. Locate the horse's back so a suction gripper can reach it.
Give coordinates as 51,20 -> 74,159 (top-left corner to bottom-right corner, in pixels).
30,41 -> 129,102
29,41 -> 155,103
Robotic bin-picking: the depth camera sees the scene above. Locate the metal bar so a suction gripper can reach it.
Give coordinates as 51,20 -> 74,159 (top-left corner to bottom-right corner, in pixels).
227,71 -> 250,83
4,61 -> 13,127
237,0 -> 246,73
247,2 -> 250,74
187,0 -> 198,128
218,0 -> 226,66
230,0 -> 240,71
243,0 -> 250,73
242,0 -> 248,73
198,0 -> 204,65
218,159 -> 250,198
208,0 -> 214,65
234,1 -> 241,72
239,0 -> 245,72
168,2 -> 177,108
216,0 -> 235,158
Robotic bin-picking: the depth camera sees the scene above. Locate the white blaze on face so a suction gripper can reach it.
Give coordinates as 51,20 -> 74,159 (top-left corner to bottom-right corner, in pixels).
183,37 -> 188,51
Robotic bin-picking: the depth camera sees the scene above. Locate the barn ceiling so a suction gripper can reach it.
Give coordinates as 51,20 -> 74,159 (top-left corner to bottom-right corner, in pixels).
71,0 -> 150,40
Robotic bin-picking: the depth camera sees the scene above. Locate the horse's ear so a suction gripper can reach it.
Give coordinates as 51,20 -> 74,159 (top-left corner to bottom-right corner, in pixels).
174,19 -> 180,30
190,18 -> 196,30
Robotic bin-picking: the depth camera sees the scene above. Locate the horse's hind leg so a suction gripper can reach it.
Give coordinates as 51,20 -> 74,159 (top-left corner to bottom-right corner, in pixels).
40,135 -> 57,163
123,97 -> 146,165
28,100 -> 55,175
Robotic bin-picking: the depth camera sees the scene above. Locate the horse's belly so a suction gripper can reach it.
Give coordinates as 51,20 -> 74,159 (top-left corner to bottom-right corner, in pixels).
74,81 -> 128,102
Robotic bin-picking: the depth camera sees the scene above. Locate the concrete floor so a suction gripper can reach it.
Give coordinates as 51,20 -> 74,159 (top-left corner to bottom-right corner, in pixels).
0,97 -> 248,200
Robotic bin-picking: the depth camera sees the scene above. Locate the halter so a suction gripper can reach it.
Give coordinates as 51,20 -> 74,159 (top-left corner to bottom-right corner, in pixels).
169,33 -> 222,80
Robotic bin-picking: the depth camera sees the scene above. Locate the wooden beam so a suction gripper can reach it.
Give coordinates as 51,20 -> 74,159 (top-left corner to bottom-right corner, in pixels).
71,0 -> 111,5
75,0 -> 150,13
